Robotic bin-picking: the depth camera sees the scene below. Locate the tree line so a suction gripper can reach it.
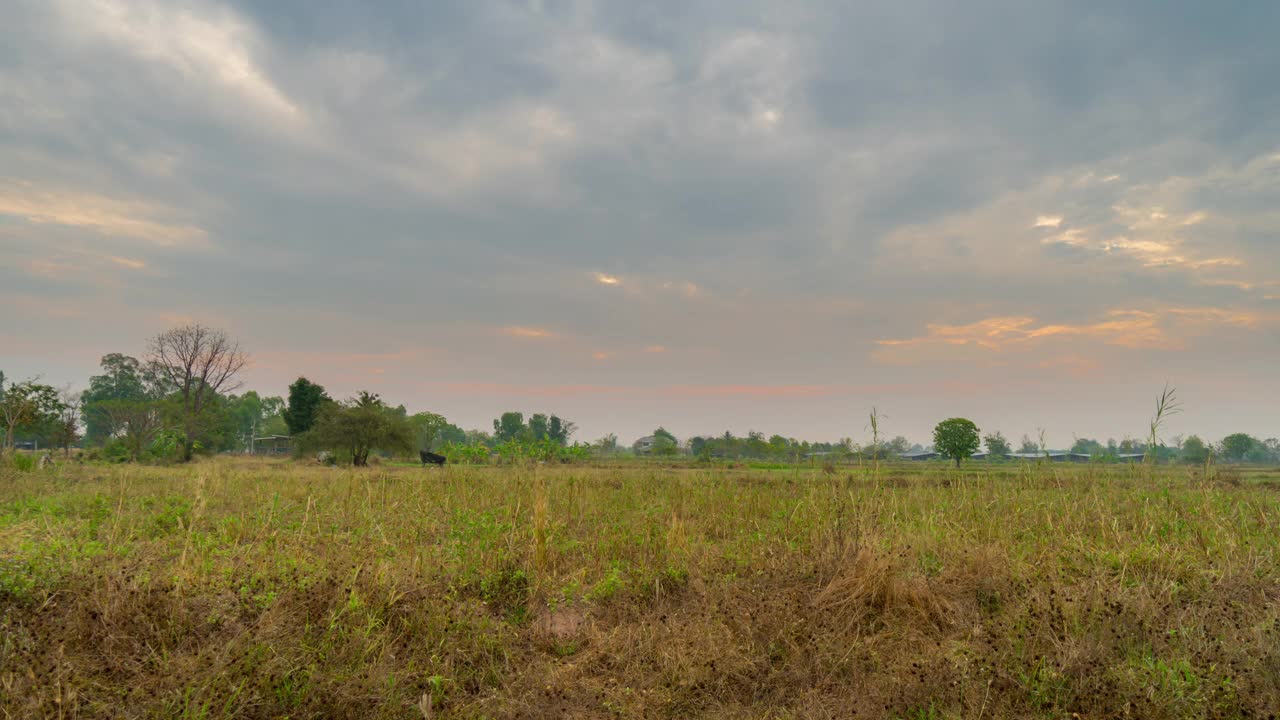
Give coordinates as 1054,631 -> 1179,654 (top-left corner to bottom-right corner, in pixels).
2,324 -> 1277,467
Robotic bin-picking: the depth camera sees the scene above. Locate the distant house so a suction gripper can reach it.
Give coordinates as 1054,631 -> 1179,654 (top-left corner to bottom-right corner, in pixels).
253,435 -> 293,455
900,451 -> 940,461
1008,452 -> 1092,463
1116,453 -> 1146,463
632,436 -> 656,454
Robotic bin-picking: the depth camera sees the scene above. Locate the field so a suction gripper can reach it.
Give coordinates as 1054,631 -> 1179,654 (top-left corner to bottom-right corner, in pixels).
2,458 -> 1279,719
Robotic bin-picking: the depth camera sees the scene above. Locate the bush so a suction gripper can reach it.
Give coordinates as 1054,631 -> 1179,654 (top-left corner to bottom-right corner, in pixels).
10,453 -> 35,472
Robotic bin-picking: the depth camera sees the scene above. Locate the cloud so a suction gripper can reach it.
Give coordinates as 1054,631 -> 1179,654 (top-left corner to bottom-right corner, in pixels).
55,0 -> 304,127
500,326 -> 557,339
108,256 -> 146,270
644,345 -> 666,353
877,306 -> 1263,360
0,180 -> 206,247
2,1 -> 1279,444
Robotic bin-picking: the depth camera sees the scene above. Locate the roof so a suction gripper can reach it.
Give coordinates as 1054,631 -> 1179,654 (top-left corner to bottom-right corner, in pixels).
253,435 -> 292,441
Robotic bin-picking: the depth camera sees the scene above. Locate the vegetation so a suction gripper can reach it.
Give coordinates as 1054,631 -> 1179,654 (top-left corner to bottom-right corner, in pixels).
301,392 -> 414,466
983,431 -> 1011,458
284,377 -> 331,436
147,324 -> 249,462
933,418 -> 981,468
1,457 -> 1278,718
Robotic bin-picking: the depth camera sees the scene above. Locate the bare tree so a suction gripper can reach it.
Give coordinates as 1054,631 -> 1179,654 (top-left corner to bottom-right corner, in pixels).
99,399 -> 164,461
51,387 -> 83,457
148,324 -> 249,462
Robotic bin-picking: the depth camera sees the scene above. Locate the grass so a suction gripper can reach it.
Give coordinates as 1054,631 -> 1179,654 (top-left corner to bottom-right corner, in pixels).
1,457 -> 1278,718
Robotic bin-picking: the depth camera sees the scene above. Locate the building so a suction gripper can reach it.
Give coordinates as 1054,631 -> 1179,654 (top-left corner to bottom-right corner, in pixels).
632,436 -> 656,454
900,451 -> 940,461
253,435 -> 293,455
1007,452 -> 1092,463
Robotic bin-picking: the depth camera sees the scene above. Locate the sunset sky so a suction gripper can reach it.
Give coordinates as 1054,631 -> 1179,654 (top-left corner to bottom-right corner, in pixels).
2,1 -> 1277,447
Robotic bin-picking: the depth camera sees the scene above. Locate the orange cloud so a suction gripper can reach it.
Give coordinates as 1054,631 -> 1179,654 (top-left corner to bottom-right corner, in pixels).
500,326 -> 557,339
109,256 -> 147,270
0,180 -> 206,247
877,306 -> 1262,358
594,272 -> 621,286
644,345 -> 667,353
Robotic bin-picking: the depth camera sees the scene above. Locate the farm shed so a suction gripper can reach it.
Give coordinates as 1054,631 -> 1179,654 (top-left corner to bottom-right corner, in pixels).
253,435 -> 293,455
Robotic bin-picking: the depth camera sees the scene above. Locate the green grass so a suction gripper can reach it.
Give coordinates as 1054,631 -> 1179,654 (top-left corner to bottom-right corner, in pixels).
0,457 -> 1277,718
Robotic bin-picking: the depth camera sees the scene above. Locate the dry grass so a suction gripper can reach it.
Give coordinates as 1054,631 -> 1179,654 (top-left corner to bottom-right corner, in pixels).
1,457 -> 1278,719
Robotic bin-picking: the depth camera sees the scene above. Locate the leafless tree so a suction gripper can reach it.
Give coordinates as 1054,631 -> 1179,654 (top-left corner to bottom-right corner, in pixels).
51,387 -> 83,457
99,399 -> 163,461
147,324 -> 249,462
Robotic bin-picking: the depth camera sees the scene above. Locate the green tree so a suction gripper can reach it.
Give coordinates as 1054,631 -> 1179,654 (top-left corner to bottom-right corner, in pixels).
528,413 -> 550,442
1,377 -> 61,454
81,354 -> 154,445
148,324 -> 249,462
1017,435 -> 1039,454
886,436 -> 912,457
493,412 -> 526,443
303,392 -> 414,466
983,431 -> 1011,458
1071,437 -> 1105,457
934,418 -> 981,468
1180,435 -> 1210,465
595,434 -> 618,455
651,427 -> 679,456
409,411 -> 450,451
548,415 -> 575,445
225,391 -> 265,452
284,378 -> 331,436
1220,433 -> 1258,463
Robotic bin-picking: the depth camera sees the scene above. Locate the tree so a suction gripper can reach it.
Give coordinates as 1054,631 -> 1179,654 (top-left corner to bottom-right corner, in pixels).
1179,436 -> 1210,465
98,398 -> 164,461
49,387 -> 82,456
147,325 -> 249,462
548,415 -> 576,446
1018,435 -> 1039,454
984,431 -> 1011,458
225,391 -> 265,452
651,427 -> 679,456
1070,437 -> 1104,457
886,436 -> 912,457
493,412 -> 526,443
409,411 -> 450,451
81,354 -> 156,445
595,434 -> 618,455
284,378 -> 330,436
1,377 -> 61,454
933,418 -> 981,468
1220,433 -> 1258,463
303,391 -> 414,466
528,413 -> 550,442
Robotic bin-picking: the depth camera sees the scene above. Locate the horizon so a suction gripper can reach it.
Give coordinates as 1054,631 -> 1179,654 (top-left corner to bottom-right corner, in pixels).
3,1 -> 1278,447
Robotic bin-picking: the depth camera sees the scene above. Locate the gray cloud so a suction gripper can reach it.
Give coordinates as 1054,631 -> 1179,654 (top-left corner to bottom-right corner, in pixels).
2,0 -> 1278,445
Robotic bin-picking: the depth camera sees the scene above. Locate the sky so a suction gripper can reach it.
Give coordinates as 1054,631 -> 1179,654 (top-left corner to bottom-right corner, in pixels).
2,0 -> 1278,448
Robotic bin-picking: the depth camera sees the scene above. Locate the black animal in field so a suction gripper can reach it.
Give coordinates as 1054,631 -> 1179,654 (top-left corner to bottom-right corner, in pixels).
420,450 -> 447,467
